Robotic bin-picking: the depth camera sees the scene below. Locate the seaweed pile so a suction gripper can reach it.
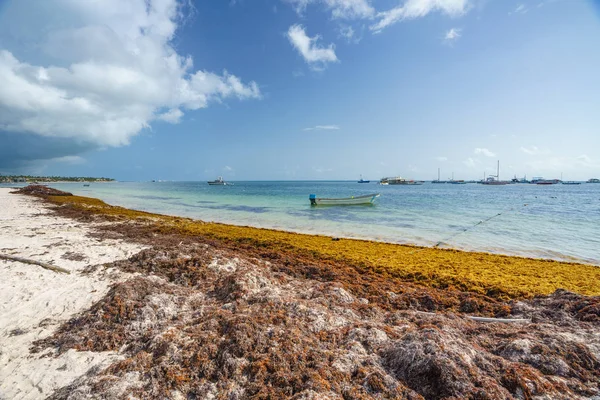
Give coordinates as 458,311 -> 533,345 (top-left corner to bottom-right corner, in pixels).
43,192 -> 600,298
13,184 -> 73,197
34,243 -> 600,399
13,191 -> 600,398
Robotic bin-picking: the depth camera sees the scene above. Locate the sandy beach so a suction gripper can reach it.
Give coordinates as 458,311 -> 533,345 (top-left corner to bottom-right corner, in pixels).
1,186 -> 599,399
0,188 -> 144,399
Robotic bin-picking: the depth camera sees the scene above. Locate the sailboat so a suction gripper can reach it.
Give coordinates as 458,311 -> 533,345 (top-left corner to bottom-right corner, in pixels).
432,168 -> 447,184
481,161 -> 509,185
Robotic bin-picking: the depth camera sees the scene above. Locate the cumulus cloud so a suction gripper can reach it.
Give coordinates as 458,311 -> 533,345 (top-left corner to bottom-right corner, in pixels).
287,25 -> 338,70
444,28 -> 462,43
338,25 -> 356,42
0,0 -> 260,165
474,148 -> 496,157
157,108 -> 184,124
303,125 -> 341,131
285,0 -> 375,19
371,0 -> 470,33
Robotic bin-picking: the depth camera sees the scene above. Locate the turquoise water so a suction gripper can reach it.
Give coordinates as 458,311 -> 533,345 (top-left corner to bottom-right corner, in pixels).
7,181 -> 600,265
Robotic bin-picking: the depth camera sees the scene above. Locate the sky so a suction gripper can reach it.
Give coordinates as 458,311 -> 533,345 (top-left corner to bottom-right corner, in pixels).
0,0 -> 599,181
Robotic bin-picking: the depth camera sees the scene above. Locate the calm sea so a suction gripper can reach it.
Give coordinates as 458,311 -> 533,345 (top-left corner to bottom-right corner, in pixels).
9,181 -> 600,265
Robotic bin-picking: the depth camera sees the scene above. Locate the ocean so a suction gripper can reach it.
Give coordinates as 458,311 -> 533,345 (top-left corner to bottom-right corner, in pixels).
9,181 -> 600,265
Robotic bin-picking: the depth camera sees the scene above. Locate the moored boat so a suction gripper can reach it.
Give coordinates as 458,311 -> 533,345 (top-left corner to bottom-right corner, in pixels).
535,179 -> 560,185
432,168 -> 447,183
587,178 -> 600,183
382,176 -> 424,185
309,193 -> 380,206
481,161 -> 510,185
358,174 -> 370,183
208,176 -> 229,185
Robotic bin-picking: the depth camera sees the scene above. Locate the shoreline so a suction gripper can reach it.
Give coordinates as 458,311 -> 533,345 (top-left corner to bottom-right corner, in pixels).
2,187 -> 600,399
7,181 -> 597,267
40,187 -> 600,298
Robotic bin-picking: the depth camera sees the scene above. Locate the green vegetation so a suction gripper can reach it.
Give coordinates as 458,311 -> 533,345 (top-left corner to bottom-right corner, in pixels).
0,175 -> 114,183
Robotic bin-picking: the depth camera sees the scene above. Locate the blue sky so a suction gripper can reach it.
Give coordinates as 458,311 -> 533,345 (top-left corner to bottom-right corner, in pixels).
0,0 -> 599,181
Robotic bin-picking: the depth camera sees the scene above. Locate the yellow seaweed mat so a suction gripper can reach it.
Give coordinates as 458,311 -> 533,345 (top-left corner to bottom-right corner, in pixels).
48,194 -> 600,299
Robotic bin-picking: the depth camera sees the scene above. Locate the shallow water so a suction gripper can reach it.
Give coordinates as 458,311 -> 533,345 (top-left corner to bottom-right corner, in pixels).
7,181 -> 600,265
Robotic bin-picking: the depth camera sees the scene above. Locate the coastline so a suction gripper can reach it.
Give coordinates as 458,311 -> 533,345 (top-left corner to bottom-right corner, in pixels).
42,188 -> 600,299
2,187 -> 599,399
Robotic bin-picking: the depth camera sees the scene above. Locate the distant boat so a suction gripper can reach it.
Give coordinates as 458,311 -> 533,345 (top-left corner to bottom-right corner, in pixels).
448,172 -> 466,184
208,176 -> 229,185
381,176 -> 424,185
309,193 -> 380,206
83,184 -> 90,187
562,181 -> 581,185
432,168 -> 447,184
510,175 -> 530,184
481,160 -> 509,185
535,179 -> 560,185
358,175 -> 370,183
587,178 -> 600,183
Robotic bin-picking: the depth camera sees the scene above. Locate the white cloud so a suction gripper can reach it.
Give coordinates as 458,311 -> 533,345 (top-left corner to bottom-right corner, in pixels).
436,156 -> 448,162
285,0 -> 375,19
52,155 -> 85,164
157,108 -> 184,124
287,25 -> 338,70
513,4 -> 527,14
474,148 -> 496,157
224,165 -> 233,171
463,157 -> 477,168
338,25 -> 356,41
519,146 -> 553,156
371,0 -> 470,33
444,28 -> 462,43
0,0 -> 260,155
520,146 -> 539,155
303,125 -> 341,131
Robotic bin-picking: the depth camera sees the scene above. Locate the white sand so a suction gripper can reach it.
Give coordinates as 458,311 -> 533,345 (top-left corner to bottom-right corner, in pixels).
0,188 -> 145,400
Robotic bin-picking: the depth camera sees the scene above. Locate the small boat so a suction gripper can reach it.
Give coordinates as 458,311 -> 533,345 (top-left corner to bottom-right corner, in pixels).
383,176 -> 424,185
510,175 -> 530,184
481,161 -> 509,185
358,174 -> 370,183
432,168 -> 447,184
83,184 -> 90,187
536,179 -> 560,185
309,193 -> 380,206
448,172 -> 466,184
207,176 -> 229,185
587,178 -> 600,183
562,181 -> 581,185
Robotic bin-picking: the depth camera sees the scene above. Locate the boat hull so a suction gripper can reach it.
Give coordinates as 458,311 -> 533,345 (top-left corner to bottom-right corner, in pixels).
310,193 -> 380,206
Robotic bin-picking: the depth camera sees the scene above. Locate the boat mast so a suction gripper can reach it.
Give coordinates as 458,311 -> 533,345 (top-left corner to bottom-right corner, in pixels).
497,160 -> 500,181
438,168 -> 440,181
